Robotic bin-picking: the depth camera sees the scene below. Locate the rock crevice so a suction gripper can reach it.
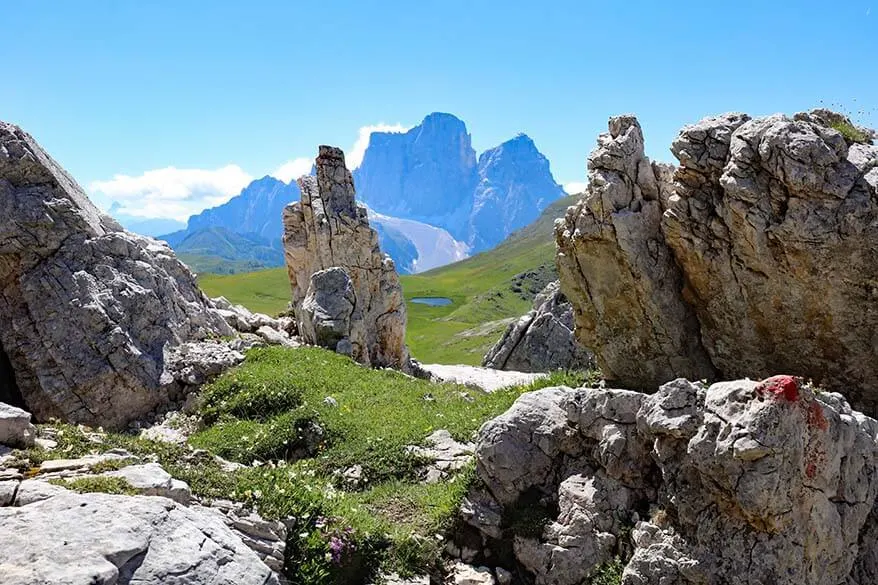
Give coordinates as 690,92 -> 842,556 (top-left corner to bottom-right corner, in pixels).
555,116 -> 716,389
0,340 -> 23,409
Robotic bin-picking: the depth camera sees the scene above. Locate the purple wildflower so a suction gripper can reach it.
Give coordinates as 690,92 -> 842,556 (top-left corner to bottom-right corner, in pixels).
329,536 -> 344,565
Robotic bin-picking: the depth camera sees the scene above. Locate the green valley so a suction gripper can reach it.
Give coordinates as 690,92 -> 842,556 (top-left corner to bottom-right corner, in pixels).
198,194 -> 579,365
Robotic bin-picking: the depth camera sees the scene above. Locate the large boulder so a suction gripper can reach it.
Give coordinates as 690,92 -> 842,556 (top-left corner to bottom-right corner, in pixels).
663,111 -> 878,411
555,116 -> 716,390
468,376 -> 878,585
0,489 -> 279,584
283,145 -> 409,369
0,121 -> 234,429
556,111 -> 878,412
298,267 -> 356,353
0,402 -> 35,448
483,281 -> 594,373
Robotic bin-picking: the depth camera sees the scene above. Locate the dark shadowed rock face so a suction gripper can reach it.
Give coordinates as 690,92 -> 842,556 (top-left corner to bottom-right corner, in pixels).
557,111 -> 878,412
283,146 -> 409,370
0,342 -> 24,409
0,121 -> 233,428
483,281 -> 593,373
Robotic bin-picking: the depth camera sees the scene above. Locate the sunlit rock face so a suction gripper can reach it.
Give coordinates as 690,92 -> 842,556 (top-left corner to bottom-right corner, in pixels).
0,120 -> 233,428
283,145 -> 409,370
556,110 -> 878,413
470,376 -> 878,585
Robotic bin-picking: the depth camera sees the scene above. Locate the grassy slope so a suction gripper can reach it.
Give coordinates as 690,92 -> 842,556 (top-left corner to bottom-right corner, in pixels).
199,268 -> 292,315
14,346 -> 589,583
402,194 -> 577,364
198,194 -> 579,364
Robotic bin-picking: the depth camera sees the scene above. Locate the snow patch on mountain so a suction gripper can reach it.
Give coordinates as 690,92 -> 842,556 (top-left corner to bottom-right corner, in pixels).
366,206 -> 470,272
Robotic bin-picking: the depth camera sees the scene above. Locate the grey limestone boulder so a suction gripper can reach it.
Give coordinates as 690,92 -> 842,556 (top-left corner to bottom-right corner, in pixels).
0,121 -> 234,429
0,489 -> 278,584
298,266 -> 356,353
0,402 -> 35,448
104,462 -> 191,505
283,146 -> 409,369
483,281 -> 594,373
470,375 -> 878,585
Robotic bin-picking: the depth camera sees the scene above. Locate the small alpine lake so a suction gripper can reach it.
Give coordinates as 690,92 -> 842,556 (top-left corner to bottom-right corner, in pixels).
410,296 -> 453,307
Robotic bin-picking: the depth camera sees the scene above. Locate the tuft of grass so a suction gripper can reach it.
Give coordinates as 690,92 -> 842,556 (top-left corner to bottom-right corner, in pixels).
50,476 -> 138,496
830,120 -> 871,144
588,558 -> 625,585
190,347 -> 528,478
88,458 -> 134,473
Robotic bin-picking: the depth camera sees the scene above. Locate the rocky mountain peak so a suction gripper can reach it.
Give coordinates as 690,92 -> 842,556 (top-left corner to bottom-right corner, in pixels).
478,133 -> 551,177
354,113 -> 478,232
469,133 -> 566,250
354,113 -> 563,252
416,111 -> 470,136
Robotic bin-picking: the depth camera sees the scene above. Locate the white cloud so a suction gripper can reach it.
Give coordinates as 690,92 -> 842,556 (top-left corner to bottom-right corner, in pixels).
91,121 -> 412,222
347,123 -> 410,169
89,165 -> 253,222
563,181 -> 587,195
271,157 -> 313,183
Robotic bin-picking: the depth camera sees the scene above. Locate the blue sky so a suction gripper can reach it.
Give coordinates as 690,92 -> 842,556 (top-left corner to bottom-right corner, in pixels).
3,0 -> 876,220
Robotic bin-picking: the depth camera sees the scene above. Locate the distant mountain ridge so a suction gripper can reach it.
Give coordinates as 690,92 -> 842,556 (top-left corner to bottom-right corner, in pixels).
353,113 -> 566,252
173,227 -> 284,275
155,173 -> 468,274
149,111 -> 564,273
160,176 -> 299,247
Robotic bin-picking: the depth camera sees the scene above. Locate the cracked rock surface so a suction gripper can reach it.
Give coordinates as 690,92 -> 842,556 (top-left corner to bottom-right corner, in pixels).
469,376 -> 878,585
0,490 -> 279,585
0,121 -> 234,429
555,116 -> 716,390
664,111 -> 878,412
283,146 -> 409,369
557,110 -> 878,412
483,281 -> 594,373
